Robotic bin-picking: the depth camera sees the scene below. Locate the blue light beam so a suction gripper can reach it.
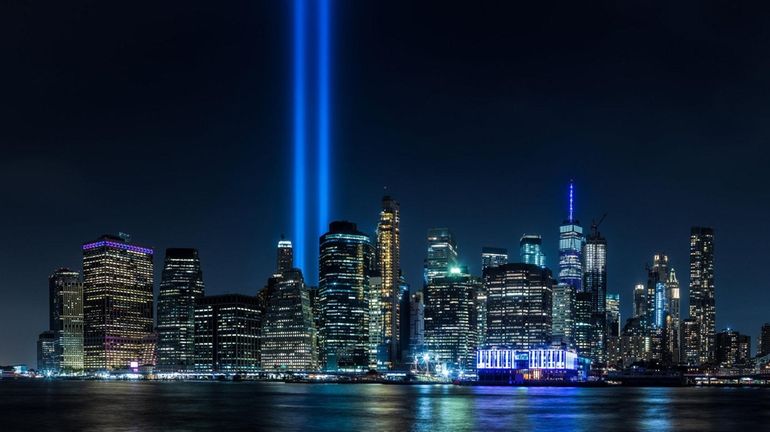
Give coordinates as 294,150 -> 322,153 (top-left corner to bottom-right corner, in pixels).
317,0 -> 330,243
293,0 -> 307,273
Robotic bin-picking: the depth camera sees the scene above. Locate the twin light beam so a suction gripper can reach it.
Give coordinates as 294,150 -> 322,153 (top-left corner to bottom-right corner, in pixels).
293,0 -> 330,277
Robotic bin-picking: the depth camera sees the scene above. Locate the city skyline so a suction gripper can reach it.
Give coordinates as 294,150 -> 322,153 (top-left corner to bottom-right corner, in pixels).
3,1 -> 770,371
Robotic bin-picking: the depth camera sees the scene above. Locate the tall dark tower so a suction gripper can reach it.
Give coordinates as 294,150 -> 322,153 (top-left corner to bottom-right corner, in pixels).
584,217 -> 607,366
157,248 -> 205,373
689,226 -> 715,365
377,196 -> 401,367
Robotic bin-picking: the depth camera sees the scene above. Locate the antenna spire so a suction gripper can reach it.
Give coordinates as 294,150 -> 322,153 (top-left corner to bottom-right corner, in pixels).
569,179 -> 575,223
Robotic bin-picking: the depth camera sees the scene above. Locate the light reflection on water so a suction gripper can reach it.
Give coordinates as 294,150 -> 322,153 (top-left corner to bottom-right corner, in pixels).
1,381 -> 769,431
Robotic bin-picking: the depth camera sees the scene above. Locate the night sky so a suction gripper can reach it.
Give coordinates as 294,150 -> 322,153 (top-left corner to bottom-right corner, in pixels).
3,1 -> 770,366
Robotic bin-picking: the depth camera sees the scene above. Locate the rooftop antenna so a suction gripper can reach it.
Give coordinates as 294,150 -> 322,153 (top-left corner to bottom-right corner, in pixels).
569,179 -> 575,223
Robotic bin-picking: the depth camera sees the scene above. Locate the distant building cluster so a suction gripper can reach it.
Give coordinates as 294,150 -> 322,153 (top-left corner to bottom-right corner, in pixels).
34,183 -> 768,380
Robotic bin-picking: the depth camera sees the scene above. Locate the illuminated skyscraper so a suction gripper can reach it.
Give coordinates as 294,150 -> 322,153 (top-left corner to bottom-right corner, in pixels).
551,282 -> 576,349
193,294 -> 261,373
319,221 -> 374,371
485,263 -> 553,349
574,291 -> 593,356
621,316 -> 647,367
633,283 -> 646,318
680,318 -> 700,366
481,247 -> 507,273
424,266 -> 478,370
760,323 -> 770,357
424,228 -> 458,286
558,180 -> 584,293
277,238 -> 294,273
475,283 -> 488,349
82,234 -> 154,372
261,268 -> 317,371
48,268 -> 83,373
667,269 -> 681,364
157,248 -> 205,373
715,329 -> 751,368
37,331 -> 58,374
584,222 -> 607,365
606,293 -> 621,369
646,254 -> 669,329
368,274 -> 383,367
689,226 -> 715,365
520,234 -> 546,268
667,269 -> 681,329
377,196 -> 401,367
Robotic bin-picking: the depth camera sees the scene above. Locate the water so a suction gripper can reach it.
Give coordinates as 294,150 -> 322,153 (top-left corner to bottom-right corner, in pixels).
1,381 -> 769,431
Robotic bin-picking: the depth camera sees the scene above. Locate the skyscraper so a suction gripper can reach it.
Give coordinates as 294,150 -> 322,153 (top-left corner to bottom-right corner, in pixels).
680,318 -> 700,366
261,268 -> 317,371
667,269 -> 681,332
558,180 -> 584,293
481,247 -> 508,273
646,254 -> 669,329
319,221 -> 374,371
520,234 -> 546,268
606,293 -> 621,369
407,291 -> 425,360
424,228 -> 458,286
620,316 -> 647,367
760,323 -> 770,357
37,331 -> 58,374
485,263 -> 553,349
276,238 -> 294,273
574,291 -> 593,356
157,248 -> 205,373
666,269 -> 681,364
48,268 -> 83,373
368,274 -> 383,367
715,329 -> 751,368
689,226 -> 715,365
633,283 -> 646,319
376,196 -> 401,367
82,234 -> 154,372
424,266 -> 478,371
551,282 -> 576,349
584,221 -> 607,365
193,294 -> 261,373
398,277 -> 411,362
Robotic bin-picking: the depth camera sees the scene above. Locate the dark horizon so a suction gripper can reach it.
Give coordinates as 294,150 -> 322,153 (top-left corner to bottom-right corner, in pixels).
4,1 -> 770,366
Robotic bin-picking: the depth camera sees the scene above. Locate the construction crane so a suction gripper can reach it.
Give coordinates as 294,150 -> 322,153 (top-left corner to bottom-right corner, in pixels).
591,213 -> 607,236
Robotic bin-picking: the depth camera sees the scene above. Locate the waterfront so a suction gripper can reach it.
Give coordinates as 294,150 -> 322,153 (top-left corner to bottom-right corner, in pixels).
1,381 -> 769,431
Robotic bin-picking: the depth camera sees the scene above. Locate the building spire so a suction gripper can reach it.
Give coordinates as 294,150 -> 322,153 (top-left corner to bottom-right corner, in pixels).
569,179 -> 575,223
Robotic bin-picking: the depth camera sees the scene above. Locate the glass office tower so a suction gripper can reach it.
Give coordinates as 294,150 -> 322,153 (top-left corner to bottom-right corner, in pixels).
157,248 -> 205,373
319,221 -> 374,371
485,263 -> 553,349
689,226 -> 716,365
48,268 -> 83,373
82,234 -> 154,372
261,268 -> 317,371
